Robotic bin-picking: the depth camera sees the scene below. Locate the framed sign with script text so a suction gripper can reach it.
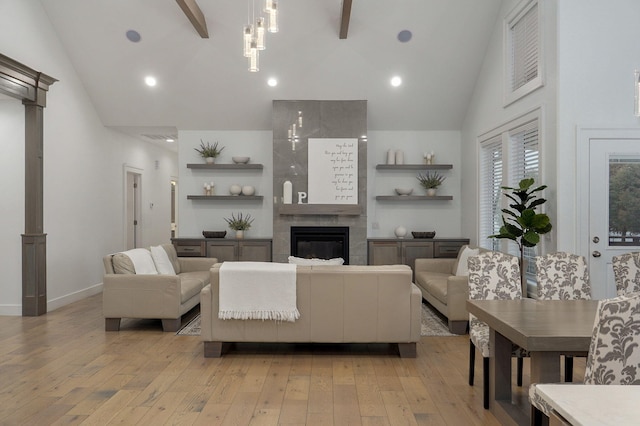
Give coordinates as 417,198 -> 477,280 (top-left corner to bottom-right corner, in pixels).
308,138 -> 358,204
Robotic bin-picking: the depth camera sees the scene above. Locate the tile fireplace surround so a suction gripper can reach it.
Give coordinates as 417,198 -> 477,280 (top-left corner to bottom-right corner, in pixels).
272,100 -> 368,264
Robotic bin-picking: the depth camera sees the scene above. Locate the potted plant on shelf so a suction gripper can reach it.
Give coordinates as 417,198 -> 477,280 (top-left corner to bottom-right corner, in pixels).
489,177 -> 553,294
417,171 -> 446,196
224,212 -> 254,239
194,140 -> 224,164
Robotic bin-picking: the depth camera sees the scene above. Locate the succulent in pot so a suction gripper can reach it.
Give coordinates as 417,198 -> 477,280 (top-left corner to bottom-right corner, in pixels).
417,171 -> 445,195
195,140 -> 224,163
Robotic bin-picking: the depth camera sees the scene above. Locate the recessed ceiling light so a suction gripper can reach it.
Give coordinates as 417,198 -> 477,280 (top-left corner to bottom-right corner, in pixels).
267,78 -> 278,87
144,76 -> 157,87
166,138 -> 175,143
397,30 -> 412,43
126,30 -> 141,43
390,76 -> 402,87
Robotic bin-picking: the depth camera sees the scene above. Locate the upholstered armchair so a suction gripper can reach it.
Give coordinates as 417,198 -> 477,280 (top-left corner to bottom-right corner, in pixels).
530,291 -> 640,425
612,252 -> 640,295
535,252 -> 592,382
467,251 -> 528,409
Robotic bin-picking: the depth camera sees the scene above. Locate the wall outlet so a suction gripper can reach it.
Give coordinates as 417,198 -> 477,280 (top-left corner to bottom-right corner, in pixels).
372,222 -> 380,230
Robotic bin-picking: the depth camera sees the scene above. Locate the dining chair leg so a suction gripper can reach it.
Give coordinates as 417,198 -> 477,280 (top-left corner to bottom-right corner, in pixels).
531,404 -> 549,426
564,356 -> 574,382
517,357 -> 523,386
469,340 -> 475,386
483,357 -> 489,409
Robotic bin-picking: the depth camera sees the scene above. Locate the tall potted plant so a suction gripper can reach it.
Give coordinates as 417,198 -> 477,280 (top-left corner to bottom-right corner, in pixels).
489,178 -> 552,294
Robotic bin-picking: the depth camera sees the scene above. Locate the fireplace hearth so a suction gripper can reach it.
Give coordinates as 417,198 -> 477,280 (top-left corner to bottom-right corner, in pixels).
290,226 -> 349,264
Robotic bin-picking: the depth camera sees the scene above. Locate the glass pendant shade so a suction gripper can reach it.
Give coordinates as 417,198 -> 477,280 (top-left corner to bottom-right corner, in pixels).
264,0 -> 272,12
256,17 -> 266,50
243,25 -> 253,57
635,70 -> 640,117
249,40 -> 259,72
268,1 -> 278,33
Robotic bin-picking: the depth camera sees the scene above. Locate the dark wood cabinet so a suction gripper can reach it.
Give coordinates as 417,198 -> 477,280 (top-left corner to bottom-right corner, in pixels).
172,238 -> 272,262
367,238 -> 469,278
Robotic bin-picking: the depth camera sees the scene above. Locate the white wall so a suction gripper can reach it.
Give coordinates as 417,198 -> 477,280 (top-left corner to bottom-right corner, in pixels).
0,1 -> 177,314
367,131 -> 462,238
178,130 -> 274,238
460,0 -> 557,250
555,0 -> 640,251
0,100 -> 25,311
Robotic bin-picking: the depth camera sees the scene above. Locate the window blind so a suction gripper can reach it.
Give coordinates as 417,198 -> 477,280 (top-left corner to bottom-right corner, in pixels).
479,136 -> 503,250
508,119 -> 540,271
509,2 -> 538,92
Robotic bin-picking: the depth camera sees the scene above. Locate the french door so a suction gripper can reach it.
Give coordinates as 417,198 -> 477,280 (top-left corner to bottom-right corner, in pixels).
584,132 -> 640,299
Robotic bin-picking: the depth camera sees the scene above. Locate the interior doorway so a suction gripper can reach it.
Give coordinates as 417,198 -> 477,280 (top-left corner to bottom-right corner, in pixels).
124,166 -> 142,250
171,178 -> 178,239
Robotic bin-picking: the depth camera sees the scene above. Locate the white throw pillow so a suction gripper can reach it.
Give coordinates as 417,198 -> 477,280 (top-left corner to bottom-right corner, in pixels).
121,248 -> 158,275
287,256 -> 345,266
455,247 -> 480,276
151,245 -> 176,275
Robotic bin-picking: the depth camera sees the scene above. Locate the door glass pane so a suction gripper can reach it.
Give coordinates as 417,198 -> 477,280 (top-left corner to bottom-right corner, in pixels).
609,155 -> 640,246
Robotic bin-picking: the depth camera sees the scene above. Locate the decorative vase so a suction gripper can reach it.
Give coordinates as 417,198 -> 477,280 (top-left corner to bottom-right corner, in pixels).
386,149 -> 395,165
242,185 -> 255,196
427,188 -> 437,196
235,230 -> 244,239
394,226 -> 407,238
205,157 -> 215,164
229,184 -> 242,195
395,150 -> 404,165
283,180 -> 292,204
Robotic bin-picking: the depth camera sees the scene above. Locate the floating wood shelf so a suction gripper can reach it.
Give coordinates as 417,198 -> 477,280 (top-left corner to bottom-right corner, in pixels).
186,163 -> 263,169
375,164 -> 453,170
278,204 -> 362,216
187,195 -> 263,201
375,195 -> 453,201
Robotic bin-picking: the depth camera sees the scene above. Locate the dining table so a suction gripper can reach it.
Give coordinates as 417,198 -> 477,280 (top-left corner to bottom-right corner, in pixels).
533,384 -> 640,425
466,298 -> 599,426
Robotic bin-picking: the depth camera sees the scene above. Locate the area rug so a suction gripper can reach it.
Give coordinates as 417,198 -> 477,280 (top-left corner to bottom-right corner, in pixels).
177,303 -> 457,337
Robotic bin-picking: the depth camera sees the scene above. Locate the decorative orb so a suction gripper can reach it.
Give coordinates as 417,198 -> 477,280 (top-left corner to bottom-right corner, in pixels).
229,184 -> 242,195
394,226 -> 407,238
242,185 -> 255,196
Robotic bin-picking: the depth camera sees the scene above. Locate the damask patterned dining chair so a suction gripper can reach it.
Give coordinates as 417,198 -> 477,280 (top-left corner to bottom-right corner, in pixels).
468,251 -> 528,409
529,291 -> 640,426
535,252 -> 592,382
612,252 -> 640,295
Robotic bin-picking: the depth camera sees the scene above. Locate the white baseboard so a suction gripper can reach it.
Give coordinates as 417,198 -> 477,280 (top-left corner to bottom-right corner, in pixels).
48,283 -> 103,312
0,304 -> 22,316
0,283 -> 104,316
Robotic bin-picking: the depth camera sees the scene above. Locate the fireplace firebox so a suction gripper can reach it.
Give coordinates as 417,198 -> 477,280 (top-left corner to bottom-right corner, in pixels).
290,226 -> 349,264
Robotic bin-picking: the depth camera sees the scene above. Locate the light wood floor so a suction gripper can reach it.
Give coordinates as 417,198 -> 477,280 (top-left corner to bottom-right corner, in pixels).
0,294 -> 585,425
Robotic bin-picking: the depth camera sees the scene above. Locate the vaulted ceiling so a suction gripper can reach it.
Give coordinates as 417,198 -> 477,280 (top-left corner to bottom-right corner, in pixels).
39,0 -> 502,146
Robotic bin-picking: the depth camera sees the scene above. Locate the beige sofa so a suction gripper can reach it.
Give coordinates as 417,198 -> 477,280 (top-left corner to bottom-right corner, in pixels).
102,243 -> 217,332
414,246 -> 490,334
201,263 -> 422,358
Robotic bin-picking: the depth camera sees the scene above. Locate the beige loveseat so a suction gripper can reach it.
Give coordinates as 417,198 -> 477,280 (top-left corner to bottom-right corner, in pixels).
201,263 -> 422,357
102,243 -> 217,332
414,246 -> 490,334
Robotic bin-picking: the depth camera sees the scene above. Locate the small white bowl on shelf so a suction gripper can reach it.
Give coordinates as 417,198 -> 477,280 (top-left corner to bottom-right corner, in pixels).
232,156 -> 250,164
395,188 -> 413,196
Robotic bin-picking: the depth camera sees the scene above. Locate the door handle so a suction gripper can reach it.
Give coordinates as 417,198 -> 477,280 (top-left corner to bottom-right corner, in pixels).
592,251 -> 601,258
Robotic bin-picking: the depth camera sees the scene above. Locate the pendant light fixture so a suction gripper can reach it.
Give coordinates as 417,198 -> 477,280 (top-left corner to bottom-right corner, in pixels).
243,0 -> 278,72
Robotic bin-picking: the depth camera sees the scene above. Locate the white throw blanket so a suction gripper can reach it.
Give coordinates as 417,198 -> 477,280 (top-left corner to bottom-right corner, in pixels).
218,261 -> 299,322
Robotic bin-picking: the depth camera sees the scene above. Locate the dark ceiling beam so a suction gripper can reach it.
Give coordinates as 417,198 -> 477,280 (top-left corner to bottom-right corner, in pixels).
176,0 -> 209,38
339,0 -> 353,39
